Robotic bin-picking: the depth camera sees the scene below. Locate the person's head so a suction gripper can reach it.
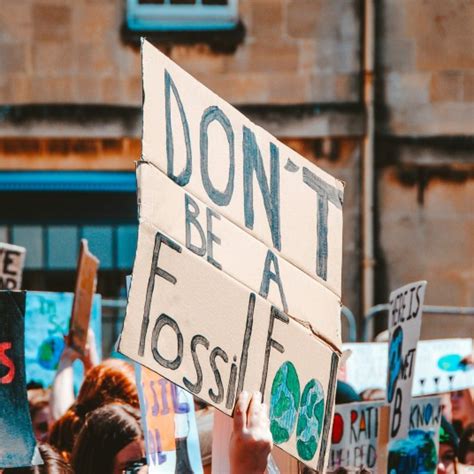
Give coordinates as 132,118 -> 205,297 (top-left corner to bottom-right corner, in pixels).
451,389 -> 474,428
2,444 -> 72,474
459,423 -> 474,465
28,389 -> 52,443
71,404 -> 145,474
49,359 -> 138,458
335,381 -> 361,404
438,416 -> 459,473
359,388 -> 385,401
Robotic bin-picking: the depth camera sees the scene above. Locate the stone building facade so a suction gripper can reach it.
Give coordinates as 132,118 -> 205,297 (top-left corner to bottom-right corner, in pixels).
0,0 -> 472,341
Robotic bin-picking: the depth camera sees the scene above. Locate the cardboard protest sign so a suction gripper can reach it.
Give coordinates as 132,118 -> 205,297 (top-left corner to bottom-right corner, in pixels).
0,291 -> 42,468
25,291 -> 102,389
388,396 -> 442,474
140,39 -> 344,298
136,364 -> 203,473
120,40 -> 344,469
69,240 -> 99,354
342,339 -> 474,396
328,396 -> 441,473
0,242 -> 26,290
386,281 -> 427,442
137,162 -> 342,346
119,227 -> 339,470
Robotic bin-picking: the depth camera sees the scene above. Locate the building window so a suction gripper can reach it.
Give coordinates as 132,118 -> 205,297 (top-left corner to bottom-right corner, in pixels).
126,0 -> 238,31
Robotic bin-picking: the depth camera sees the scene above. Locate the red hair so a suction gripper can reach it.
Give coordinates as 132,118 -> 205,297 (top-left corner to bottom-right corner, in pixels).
49,359 -> 138,459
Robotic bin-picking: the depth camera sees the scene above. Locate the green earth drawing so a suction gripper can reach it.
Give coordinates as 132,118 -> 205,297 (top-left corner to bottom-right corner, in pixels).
296,379 -> 325,461
269,361 -> 301,444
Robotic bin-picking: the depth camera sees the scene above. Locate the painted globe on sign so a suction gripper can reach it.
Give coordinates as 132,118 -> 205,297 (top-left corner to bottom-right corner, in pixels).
37,335 -> 65,370
296,378 -> 325,461
269,361 -> 301,444
388,429 -> 437,474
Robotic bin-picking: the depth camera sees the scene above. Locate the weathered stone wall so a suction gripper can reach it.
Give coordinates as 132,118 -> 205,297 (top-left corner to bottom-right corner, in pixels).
378,0 -> 474,136
0,0 -> 361,105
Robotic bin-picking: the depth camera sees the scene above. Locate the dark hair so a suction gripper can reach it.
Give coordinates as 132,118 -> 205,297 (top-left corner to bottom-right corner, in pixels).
49,359 -> 138,459
71,404 -> 143,474
459,423 -> 474,463
2,444 -> 72,474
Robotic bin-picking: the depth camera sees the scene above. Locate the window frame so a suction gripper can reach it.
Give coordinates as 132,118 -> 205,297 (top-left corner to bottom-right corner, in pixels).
126,0 -> 239,31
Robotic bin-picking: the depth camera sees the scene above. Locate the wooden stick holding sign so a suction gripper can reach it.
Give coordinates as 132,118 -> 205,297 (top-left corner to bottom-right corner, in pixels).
0,242 -> 26,290
68,240 -> 99,355
0,291 -> 42,468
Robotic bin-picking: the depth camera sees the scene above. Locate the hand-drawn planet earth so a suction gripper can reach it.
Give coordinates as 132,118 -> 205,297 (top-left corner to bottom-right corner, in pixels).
388,326 -> 404,402
388,429 -> 437,474
296,379 -> 325,461
269,361 -> 300,444
37,336 -> 65,370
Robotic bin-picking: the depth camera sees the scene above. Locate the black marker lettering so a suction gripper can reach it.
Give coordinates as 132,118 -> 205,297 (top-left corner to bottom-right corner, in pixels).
260,306 -> 288,395
165,69 -> 192,186
302,167 -> 343,281
151,314 -> 183,370
209,347 -> 228,404
183,334 -> 209,395
139,232 -> 181,357
259,250 -> 288,313
184,194 -> 206,257
206,207 -> 222,270
226,356 -> 238,409
243,126 -> 281,251
236,293 -> 255,396
200,106 -> 235,206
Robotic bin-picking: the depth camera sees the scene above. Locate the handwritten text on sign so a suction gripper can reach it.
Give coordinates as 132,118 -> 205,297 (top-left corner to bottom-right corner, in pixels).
137,162 -> 341,345
141,40 -> 344,296
119,227 -> 339,470
386,281 -> 427,442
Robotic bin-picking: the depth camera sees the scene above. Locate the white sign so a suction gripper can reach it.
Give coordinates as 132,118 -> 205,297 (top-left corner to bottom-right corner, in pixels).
343,339 -> 474,396
329,401 -> 383,471
0,243 -> 26,290
329,396 -> 442,472
386,281 -> 427,441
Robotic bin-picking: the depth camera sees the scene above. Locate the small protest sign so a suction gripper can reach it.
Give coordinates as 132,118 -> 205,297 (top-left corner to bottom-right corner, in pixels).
25,291 -> 102,389
328,396 -> 441,473
0,242 -> 26,290
386,281 -> 427,442
342,339 -> 474,396
120,40 -> 344,470
0,291 -> 42,468
136,364 -> 203,473
137,162 -> 341,346
329,401 -> 383,471
388,396 -> 442,474
69,240 -> 99,355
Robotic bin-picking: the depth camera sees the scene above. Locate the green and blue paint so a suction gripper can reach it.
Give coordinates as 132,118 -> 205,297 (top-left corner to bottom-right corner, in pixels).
269,361 -> 325,461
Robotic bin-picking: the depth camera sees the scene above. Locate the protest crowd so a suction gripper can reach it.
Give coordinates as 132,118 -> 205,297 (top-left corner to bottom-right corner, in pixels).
0,2 -> 473,472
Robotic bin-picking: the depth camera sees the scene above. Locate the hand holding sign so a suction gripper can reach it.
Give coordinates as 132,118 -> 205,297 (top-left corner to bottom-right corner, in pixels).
230,391 -> 273,474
